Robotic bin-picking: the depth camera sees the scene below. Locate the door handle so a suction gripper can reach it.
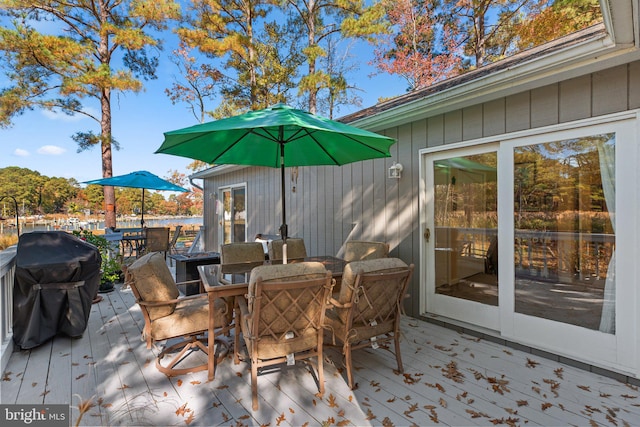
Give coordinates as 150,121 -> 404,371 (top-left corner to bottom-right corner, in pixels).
424,227 -> 430,242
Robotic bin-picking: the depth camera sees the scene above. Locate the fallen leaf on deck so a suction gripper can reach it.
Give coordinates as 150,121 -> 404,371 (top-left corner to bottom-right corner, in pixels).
190,380 -> 200,385
466,409 -> 489,418
327,394 -> 338,407
117,384 -> 130,390
554,367 -> 564,379
177,379 -> 183,386
621,394 -> 637,399
275,413 -> 286,426
76,374 -> 86,380
239,415 -> 250,419
439,398 -> 447,408
289,408 -> 295,414
32,382 -> 37,387
365,409 -> 376,420
526,358 -> 540,368
516,400 -> 528,406
337,419 -> 351,426
578,385 -> 591,392
185,412 -> 195,425
442,361 -> 464,383
382,416 -> 395,426
541,402 -> 552,411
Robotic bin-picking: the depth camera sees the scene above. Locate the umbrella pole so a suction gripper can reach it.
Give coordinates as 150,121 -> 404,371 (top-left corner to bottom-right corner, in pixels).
141,189 -> 145,228
278,132 -> 288,264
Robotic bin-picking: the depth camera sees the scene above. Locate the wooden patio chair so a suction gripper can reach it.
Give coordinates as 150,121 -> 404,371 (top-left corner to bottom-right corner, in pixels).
141,227 -> 170,259
343,240 -> 390,262
324,258 -> 414,389
219,241 -> 266,284
267,238 -> 307,261
126,252 -> 231,376
234,262 -> 334,410
169,225 -> 183,254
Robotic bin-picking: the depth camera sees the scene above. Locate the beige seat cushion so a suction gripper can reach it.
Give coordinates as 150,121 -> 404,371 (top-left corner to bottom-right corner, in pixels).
243,262 -> 328,359
334,258 -> 409,324
247,262 -> 327,312
344,241 -> 389,262
221,242 -> 265,264
151,296 -> 228,341
267,238 -> 307,260
128,252 -> 179,320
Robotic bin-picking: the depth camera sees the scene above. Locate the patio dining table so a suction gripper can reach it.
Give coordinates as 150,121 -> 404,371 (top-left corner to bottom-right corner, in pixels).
197,255 -> 346,380
119,228 -> 145,258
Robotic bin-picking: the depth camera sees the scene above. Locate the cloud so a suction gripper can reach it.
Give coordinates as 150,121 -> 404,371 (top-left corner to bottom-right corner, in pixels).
14,148 -> 30,157
37,145 -> 66,155
42,106 -> 98,122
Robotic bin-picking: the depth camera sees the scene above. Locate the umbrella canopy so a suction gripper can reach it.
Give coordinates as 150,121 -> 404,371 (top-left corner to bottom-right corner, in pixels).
83,170 -> 188,227
156,103 -> 396,258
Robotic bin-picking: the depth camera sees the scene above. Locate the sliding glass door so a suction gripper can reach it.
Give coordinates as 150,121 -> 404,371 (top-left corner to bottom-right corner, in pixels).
422,115 -> 637,371
424,146 -> 500,330
220,185 -> 247,244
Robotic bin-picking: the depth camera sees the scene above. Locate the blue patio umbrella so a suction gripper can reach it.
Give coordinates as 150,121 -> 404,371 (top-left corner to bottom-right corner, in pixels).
83,170 -> 189,227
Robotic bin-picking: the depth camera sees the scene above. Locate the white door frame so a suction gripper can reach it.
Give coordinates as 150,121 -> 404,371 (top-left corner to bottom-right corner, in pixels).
419,110 -> 639,375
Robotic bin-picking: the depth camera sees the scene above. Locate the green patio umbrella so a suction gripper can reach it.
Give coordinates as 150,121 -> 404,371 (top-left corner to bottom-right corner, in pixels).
84,170 -> 189,227
156,103 -> 396,261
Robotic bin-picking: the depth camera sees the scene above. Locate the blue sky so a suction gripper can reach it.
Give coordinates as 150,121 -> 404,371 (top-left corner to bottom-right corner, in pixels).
1,34 -> 407,185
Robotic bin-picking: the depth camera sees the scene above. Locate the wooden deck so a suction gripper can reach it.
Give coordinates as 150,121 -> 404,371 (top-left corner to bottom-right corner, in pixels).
3,284 -> 640,426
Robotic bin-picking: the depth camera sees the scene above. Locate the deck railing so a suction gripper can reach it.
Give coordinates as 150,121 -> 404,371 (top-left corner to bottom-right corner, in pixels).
0,245 -> 16,372
449,227 -> 615,283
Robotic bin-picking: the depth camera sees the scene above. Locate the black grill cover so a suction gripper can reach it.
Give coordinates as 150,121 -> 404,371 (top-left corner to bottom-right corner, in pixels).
13,231 -> 101,349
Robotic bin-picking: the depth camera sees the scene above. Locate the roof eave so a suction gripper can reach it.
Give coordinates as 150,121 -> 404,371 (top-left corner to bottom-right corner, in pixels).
347,29 -> 640,131
190,164 -> 247,179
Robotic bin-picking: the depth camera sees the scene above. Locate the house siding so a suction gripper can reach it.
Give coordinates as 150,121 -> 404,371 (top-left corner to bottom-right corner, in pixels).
201,60 -> 639,318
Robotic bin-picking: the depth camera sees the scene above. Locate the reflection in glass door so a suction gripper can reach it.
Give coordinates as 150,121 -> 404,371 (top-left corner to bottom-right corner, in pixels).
513,134 -> 615,332
221,185 -> 246,244
426,150 -> 499,330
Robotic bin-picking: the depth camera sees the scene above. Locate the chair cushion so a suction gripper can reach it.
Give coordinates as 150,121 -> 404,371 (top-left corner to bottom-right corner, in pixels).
128,252 -> 180,320
248,262 -> 327,313
325,309 -> 394,344
151,296 -> 228,341
221,242 -> 265,264
344,241 -> 389,262
268,238 -> 307,260
335,258 -> 409,324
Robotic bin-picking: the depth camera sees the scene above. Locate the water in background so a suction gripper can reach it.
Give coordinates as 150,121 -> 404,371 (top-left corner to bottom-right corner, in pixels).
0,216 -> 203,236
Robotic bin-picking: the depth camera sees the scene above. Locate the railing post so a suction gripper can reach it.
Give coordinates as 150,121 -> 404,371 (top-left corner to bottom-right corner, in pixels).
0,245 -> 17,373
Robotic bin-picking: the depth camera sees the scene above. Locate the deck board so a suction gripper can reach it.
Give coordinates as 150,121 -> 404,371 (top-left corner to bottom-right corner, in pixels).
3,284 -> 640,426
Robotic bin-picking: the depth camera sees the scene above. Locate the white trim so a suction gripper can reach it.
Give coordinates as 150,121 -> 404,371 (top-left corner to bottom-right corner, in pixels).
191,164 -> 247,179
419,110 -> 640,377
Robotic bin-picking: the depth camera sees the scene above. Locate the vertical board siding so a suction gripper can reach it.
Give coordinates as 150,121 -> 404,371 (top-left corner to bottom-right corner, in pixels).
559,75 -> 591,122
592,65 -> 628,116
630,62 -> 640,109
483,98 -> 506,137
463,104 -> 484,140
201,62 -> 637,317
444,110 -> 463,144
505,91 -> 531,132
531,84 -> 559,128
